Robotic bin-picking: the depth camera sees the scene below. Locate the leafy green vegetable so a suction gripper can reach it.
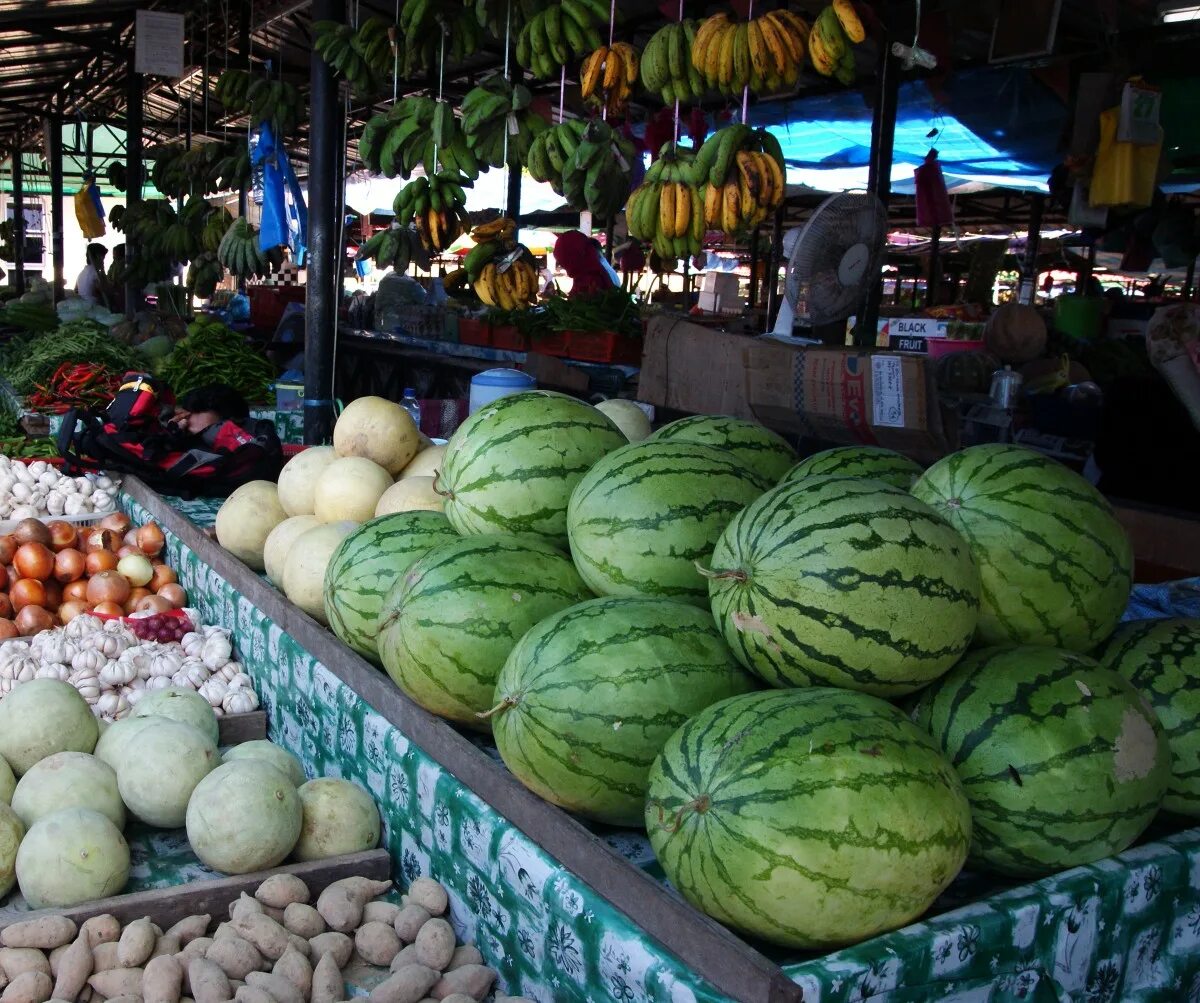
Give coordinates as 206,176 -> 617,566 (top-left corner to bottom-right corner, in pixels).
2,321 -> 140,395
156,319 -> 275,402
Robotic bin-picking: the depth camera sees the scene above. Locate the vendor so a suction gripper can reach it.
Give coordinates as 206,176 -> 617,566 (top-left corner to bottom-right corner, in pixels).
76,243 -> 111,306
168,384 -> 254,452
554,230 -> 619,298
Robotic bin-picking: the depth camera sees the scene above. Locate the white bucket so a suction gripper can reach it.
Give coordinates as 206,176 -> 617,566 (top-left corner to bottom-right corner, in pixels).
469,368 -> 536,413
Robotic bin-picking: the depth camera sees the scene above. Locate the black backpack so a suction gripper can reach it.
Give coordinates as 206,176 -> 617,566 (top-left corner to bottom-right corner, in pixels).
57,373 -> 283,498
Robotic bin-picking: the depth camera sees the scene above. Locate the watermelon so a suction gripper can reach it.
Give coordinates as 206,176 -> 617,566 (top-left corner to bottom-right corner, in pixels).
567,441 -> 770,607
376,535 -> 592,729
1095,617 -> 1200,817
646,688 -> 971,950
490,596 -> 757,826
650,415 -> 797,484
323,512 -> 461,662
782,446 -> 922,490
706,476 -> 979,696
912,444 -> 1132,651
438,391 -> 625,547
911,645 -> 1169,877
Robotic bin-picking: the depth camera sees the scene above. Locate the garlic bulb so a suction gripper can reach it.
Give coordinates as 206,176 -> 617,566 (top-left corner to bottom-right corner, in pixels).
64,614 -> 104,640
99,659 -> 137,688
83,632 -> 132,659
68,668 -> 101,703
145,675 -> 175,692
181,632 -> 204,659
200,632 -> 233,670
172,658 -> 210,689
198,676 -> 228,708
71,648 -> 108,674
147,649 -> 184,679
223,688 -> 259,714
218,660 -> 244,683
95,691 -> 131,719
34,663 -> 71,682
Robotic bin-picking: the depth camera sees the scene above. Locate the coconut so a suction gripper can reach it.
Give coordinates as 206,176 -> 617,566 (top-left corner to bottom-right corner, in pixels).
186,760 -> 303,874
0,802 -> 23,898
0,753 -> 14,805
215,480 -> 289,571
276,446 -> 339,517
0,679 -> 99,775
332,396 -> 421,475
93,716 -> 159,771
264,515 -> 322,586
132,687 -> 220,745
115,719 -> 219,828
220,740 -> 306,787
16,807 -> 130,908
293,778 -> 381,861
10,752 -> 125,830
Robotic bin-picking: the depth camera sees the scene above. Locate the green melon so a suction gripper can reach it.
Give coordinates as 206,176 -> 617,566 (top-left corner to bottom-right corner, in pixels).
911,645 -> 1169,877
782,446 -> 922,491
912,444 -> 1132,651
490,596 -> 757,826
323,511 -> 461,662
567,441 -> 769,607
438,391 -> 625,547
650,414 -> 797,484
377,535 -> 592,729
1095,617 -> 1200,817
706,475 -> 980,696
646,687 -> 971,950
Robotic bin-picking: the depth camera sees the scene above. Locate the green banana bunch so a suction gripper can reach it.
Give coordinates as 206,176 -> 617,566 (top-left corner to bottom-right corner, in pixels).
359,97 -> 480,180
515,0 -> 609,80
640,19 -> 706,105
186,252 -> 225,299
214,69 -> 251,112
107,161 -> 127,192
560,119 -> 635,221
201,207 -> 235,252
526,119 -> 586,195
245,77 -> 302,137
392,170 -> 472,252
313,17 -> 393,96
460,73 -> 549,170
109,200 -> 180,285
217,217 -> 269,279
356,224 -> 431,273
473,0 -> 539,37
397,0 -> 481,78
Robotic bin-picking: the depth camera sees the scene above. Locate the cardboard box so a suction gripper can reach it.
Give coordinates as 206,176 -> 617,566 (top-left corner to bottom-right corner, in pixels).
743,341 -> 957,463
639,315 -> 755,419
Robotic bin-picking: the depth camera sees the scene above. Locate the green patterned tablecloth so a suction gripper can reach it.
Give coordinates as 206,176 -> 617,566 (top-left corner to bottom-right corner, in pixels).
147,493 -> 1200,1002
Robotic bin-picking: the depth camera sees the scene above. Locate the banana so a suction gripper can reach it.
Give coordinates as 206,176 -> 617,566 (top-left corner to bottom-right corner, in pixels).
721,181 -> 741,236
659,181 -> 677,239
807,27 -> 836,76
732,22 -> 750,91
717,21 -> 737,91
757,151 -> 784,209
581,47 -> 606,97
673,183 -> 690,243
814,6 -> 847,61
703,182 -> 723,228
747,19 -> 772,81
833,0 -> 866,43
761,11 -> 801,66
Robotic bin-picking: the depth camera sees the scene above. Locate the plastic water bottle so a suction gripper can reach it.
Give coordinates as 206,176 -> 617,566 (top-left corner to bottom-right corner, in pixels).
400,388 -> 422,430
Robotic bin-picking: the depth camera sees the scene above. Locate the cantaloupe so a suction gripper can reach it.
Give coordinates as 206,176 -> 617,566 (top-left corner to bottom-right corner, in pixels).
93,716 -> 158,771
10,752 -> 124,830
0,802 -> 22,898
16,807 -> 130,908
276,446 -> 338,517
333,396 -> 421,475
282,521 -> 359,623
0,679 -> 99,775
186,760 -> 303,874
596,399 -> 652,442
264,515 -> 322,586
374,476 -> 443,516
114,719 -> 219,828
399,444 -> 446,479
220,740 -> 306,787
215,481 -> 289,572
313,457 -> 393,523
131,688 -> 220,746
293,778 -> 381,861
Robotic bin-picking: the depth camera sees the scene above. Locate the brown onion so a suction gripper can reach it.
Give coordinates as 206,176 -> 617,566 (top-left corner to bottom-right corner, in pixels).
0,616 -> 18,639
83,528 -> 112,554
13,518 -> 51,546
0,535 -> 16,565
14,542 -> 54,582
124,588 -> 152,613
43,579 -> 62,609
136,523 -> 166,558
58,600 -> 90,624
11,578 -> 47,611
0,594 -> 11,619
91,601 -> 125,617
137,595 -> 174,614
156,583 -> 187,608
87,570 -> 131,607
62,580 -> 90,603
4,565 -> 16,590
100,512 -> 132,536
85,549 -> 118,575
116,545 -> 144,559
47,520 -> 78,551
14,604 -> 53,636
54,548 -> 85,583
149,564 -> 178,590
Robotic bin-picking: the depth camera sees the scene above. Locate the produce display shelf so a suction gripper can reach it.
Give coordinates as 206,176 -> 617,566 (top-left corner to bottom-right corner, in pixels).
126,482 -> 1200,1003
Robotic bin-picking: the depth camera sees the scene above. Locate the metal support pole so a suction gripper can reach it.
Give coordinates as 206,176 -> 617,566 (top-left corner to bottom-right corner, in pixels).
48,118 -> 65,301
304,0 -> 345,445
236,5 -> 251,296
1184,255 -> 1196,301
506,66 -> 523,225
1077,240 -> 1096,295
925,225 -> 941,308
125,55 -> 144,316
1019,194 -> 1044,305
748,227 -> 760,308
856,26 -> 900,346
11,145 -> 25,295
765,206 -> 783,332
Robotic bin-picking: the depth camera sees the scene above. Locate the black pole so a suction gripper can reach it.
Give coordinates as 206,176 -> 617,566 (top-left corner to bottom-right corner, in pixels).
125,55 -> 144,317
304,0 -> 345,445
1184,255 -> 1196,301
856,30 -> 900,346
1020,194 -> 1044,305
765,206 -> 783,331
925,224 -> 941,308
11,145 -> 25,295
1077,240 -> 1096,296
236,4 -> 251,295
748,226 -> 760,308
49,119 -> 65,302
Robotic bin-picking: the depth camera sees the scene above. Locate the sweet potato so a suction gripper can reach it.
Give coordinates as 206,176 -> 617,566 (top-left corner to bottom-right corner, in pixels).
412,921 -> 453,973
391,906 -> 430,945
440,996 -> 477,1003
151,937 -> 182,960
243,971 -> 302,1003
165,917 -> 212,947
313,888 -> 360,935
354,923 -> 400,967
1,918 -> 77,952
306,934 -> 351,970
232,986 -> 273,1003
388,946 -> 419,973
187,958 -> 231,1003
361,903 -> 400,927
176,938 -> 214,969
308,952 -> 341,1003
0,971 -> 51,1003
205,939 -> 263,982
51,936 -> 93,1002
367,966 -> 439,1003
117,919 -> 156,969
444,946 -> 481,973
211,925 -> 236,944
0,950 -> 50,980
91,944 -> 119,973
229,896 -> 263,923
142,954 -> 183,1003
87,967 -> 144,999
325,878 -> 391,902
230,917 -> 288,962
269,948 -> 310,999
404,880 -> 447,918
428,966 -> 494,1002
254,876 -> 309,911
80,918 -> 120,951
280,905 -> 323,941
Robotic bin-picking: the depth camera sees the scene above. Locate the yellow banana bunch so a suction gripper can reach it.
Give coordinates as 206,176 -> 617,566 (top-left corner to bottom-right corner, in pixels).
471,217 -> 517,243
580,42 -> 640,117
810,4 -> 862,84
625,146 -> 704,263
475,259 -> 539,310
691,10 -> 811,95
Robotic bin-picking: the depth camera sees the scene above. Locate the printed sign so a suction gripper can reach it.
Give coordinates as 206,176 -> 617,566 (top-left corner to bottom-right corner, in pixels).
135,11 -> 185,77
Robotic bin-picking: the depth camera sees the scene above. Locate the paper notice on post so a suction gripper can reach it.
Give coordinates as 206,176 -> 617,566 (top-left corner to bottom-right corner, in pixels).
871,355 -> 905,428
135,11 -> 185,77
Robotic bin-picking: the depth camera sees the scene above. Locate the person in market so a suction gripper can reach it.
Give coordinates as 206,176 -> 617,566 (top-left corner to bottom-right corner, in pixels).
75,242 -> 112,306
553,230 -> 619,297
168,384 -> 255,450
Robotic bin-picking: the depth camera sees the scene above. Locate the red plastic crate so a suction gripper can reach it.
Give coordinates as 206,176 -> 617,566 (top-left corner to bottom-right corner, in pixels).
490,325 -> 529,351
563,330 -> 643,365
247,285 -> 305,332
457,318 -> 491,346
528,332 -> 569,357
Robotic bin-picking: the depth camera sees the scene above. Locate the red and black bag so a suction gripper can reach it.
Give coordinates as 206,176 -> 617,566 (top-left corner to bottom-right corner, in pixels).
57,373 -> 283,498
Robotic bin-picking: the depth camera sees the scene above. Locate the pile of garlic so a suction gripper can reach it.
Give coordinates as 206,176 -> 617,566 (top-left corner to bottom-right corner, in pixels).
0,613 -> 260,719
0,455 -> 118,520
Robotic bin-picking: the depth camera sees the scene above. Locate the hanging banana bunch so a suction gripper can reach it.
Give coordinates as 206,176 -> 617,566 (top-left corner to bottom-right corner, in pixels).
691,8 -> 812,95
356,224 -> 431,273
359,98 -> 480,180
808,3 -> 864,84
106,161 -> 127,192
473,0 -> 539,37
396,0 -> 481,78
527,120 -> 586,196
460,74 -> 549,170
639,20 -> 705,105
515,0 -> 608,80
313,17 -> 394,96
561,119 -> 635,221
464,219 -> 539,310
625,144 -> 704,263
392,172 -> 473,254
213,69 -> 251,112
218,218 -> 269,280
579,43 -> 639,118
690,124 -> 787,236
186,253 -> 225,299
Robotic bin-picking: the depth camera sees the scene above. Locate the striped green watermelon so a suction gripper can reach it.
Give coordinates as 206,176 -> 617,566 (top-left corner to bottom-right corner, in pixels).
376,535 -> 592,730
911,645 -> 1169,877
706,476 -> 979,696
567,441 -> 770,607
322,512 -> 460,662
490,596 -> 757,826
782,445 -> 922,490
646,687 -> 971,950
1095,617 -> 1200,817
650,415 -> 797,484
912,444 -> 1132,651
438,391 -> 625,547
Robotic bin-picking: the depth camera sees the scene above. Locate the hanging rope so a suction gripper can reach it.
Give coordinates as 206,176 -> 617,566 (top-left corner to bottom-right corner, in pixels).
559,64 -> 566,124
672,0 -> 683,145
501,0 -> 513,213
392,0 -> 401,104
602,0 -> 617,122
741,0 -> 753,125
433,29 -> 447,170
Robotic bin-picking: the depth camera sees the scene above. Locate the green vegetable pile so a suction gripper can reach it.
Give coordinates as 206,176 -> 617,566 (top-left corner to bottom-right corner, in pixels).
157,317 -> 275,403
488,288 -> 642,342
2,320 -> 140,395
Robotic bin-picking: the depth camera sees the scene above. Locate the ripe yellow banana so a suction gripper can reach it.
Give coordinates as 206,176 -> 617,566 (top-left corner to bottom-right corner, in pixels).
757,151 -> 785,209
807,27 -> 835,76
747,19 -> 772,80
717,21 -> 737,90
581,48 -> 606,98
659,182 -> 678,239
736,151 -> 763,207
674,183 -> 690,242
722,180 -> 741,235
759,12 -> 799,68
476,263 -> 498,305
692,13 -> 729,73
612,42 -> 639,86
603,47 -> 623,90
833,0 -> 866,43
704,182 -> 722,228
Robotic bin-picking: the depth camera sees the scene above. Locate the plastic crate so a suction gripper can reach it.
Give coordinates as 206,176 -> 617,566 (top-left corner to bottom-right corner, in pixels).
563,330 -> 642,365
490,325 -> 529,351
458,318 -> 491,346
392,304 -> 447,341
248,285 -> 305,332
528,332 -> 570,357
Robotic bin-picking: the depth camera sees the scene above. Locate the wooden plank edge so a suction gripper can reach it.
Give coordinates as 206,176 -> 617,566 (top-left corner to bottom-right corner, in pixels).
218,710 -> 267,745
0,849 -> 390,933
124,477 -> 803,1003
